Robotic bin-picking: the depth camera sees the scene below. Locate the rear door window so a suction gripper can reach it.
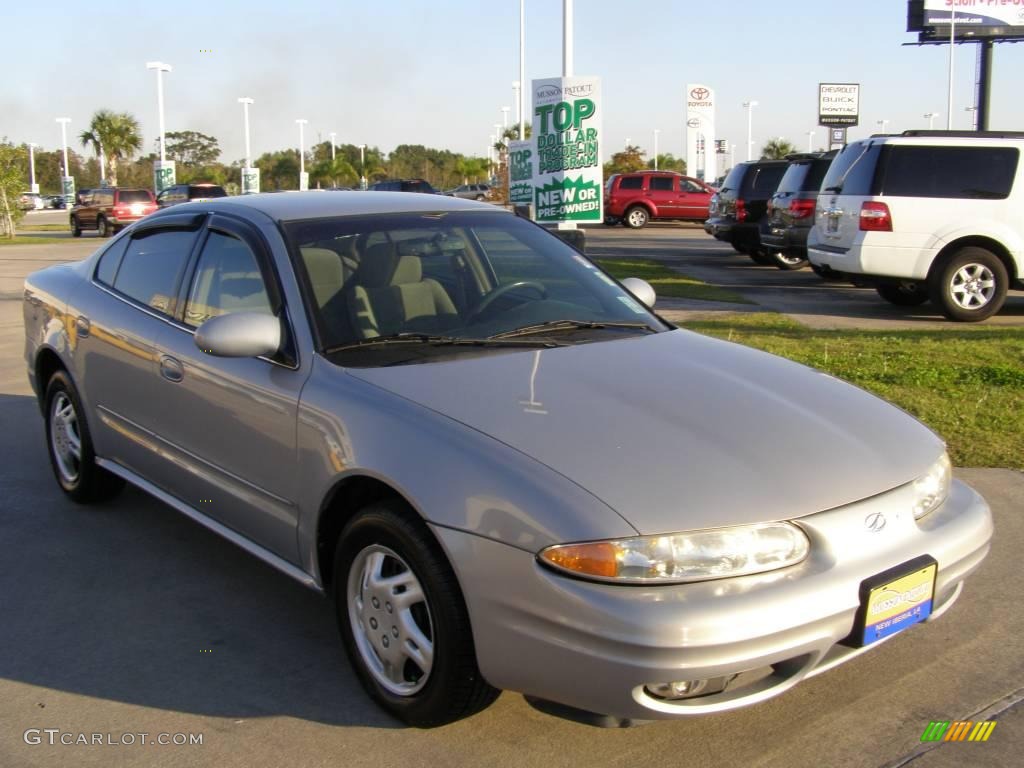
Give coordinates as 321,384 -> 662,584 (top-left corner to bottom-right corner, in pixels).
112,229 -> 197,315
618,176 -> 643,191
877,146 -> 1018,199
649,177 -> 673,191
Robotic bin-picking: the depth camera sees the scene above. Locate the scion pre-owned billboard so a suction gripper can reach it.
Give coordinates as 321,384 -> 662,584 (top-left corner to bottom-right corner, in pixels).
909,0 -> 1024,39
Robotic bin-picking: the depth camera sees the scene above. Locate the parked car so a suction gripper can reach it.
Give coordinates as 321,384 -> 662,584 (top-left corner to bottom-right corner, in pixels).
47,194 -> 67,209
759,152 -> 837,270
446,183 -> 492,200
24,192 -> 991,727
368,179 -> 439,194
70,188 -> 158,237
604,171 -> 715,228
156,183 -> 228,208
704,160 -> 789,264
18,192 -> 45,211
808,130 -> 1024,320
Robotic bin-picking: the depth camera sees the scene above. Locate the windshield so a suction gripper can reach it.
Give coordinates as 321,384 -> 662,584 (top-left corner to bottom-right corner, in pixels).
284,211 -> 666,365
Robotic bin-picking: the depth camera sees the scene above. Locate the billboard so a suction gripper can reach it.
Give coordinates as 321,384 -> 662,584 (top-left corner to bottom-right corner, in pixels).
818,83 -> 860,126
508,140 -> 534,204
531,76 -> 603,223
909,0 -> 1024,39
686,84 -> 716,182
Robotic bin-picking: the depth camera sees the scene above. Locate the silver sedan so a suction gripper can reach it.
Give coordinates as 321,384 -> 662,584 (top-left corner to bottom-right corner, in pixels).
23,192 -> 992,727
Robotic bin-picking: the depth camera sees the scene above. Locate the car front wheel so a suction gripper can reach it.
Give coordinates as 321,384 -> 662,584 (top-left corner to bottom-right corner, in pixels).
44,370 -> 124,503
771,251 -> 808,270
624,206 -> 649,229
97,217 -> 110,237
70,216 -> 82,237
334,502 -> 498,727
928,247 -> 1008,322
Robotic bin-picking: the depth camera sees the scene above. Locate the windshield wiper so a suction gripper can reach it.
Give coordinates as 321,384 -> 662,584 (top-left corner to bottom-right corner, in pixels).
325,332 -> 565,354
489,320 -> 657,339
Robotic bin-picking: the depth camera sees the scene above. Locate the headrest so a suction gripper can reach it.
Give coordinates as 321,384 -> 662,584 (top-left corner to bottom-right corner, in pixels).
301,247 -> 343,284
359,243 -> 422,287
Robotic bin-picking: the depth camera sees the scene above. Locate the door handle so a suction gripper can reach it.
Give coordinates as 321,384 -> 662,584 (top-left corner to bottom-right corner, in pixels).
75,316 -> 91,337
159,354 -> 184,383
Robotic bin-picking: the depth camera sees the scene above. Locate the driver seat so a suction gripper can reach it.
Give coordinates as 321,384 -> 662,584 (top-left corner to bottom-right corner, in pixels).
348,243 -> 459,338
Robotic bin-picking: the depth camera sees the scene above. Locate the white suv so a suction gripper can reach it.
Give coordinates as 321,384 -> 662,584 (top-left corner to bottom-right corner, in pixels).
808,131 -> 1024,321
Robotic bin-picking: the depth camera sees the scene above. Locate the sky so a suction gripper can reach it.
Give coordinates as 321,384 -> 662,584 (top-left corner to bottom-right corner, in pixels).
4,0 -> 1024,166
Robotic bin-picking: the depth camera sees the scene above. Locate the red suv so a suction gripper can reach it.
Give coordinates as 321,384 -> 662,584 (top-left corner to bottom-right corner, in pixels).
70,188 -> 157,238
604,171 -> 715,228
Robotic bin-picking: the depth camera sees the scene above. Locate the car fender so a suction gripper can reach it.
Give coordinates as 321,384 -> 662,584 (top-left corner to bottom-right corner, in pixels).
23,264 -> 80,401
295,357 -> 638,587
923,220 -> 1023,277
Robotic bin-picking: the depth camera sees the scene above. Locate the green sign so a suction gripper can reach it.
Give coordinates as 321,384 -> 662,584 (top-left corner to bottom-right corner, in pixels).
531,76 -> 603,223
154,160 -> 176,193
61,176 -> 76,208
241,167 -> 260,194
508,140 -> 533,204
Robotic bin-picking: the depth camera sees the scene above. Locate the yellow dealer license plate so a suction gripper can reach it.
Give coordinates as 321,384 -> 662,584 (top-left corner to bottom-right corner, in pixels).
852,556 -> 937,647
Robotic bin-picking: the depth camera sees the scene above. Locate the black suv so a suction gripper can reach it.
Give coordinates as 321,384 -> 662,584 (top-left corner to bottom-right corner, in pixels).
704,160 -> 788,264
368,179 -> 439,194
759,152 -> 836,270
156,183 -> 228,208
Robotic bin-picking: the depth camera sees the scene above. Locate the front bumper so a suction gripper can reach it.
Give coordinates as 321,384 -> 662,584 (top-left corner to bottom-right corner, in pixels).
433,478 -> 992,720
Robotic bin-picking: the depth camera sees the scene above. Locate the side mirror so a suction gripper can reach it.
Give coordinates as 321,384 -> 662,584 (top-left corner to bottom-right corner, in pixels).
620,277 -> 657,309
194,312 -> 281,358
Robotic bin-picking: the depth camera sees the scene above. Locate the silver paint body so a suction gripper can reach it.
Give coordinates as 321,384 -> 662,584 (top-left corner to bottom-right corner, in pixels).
23,192 -> 993,720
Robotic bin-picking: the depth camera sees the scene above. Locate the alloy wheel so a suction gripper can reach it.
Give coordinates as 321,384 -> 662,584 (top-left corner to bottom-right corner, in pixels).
50,392 -> 82,484
950,263 -> 996,310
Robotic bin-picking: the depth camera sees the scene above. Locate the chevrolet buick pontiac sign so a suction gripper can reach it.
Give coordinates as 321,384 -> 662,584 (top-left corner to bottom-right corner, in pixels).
819,83 -> 860,127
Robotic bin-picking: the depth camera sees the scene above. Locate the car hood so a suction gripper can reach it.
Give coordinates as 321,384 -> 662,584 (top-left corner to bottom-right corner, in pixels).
345,330 -> 943,535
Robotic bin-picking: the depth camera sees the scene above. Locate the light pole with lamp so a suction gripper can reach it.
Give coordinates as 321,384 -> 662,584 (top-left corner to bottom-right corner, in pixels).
238,97 -> 258,194
359,144 -> 367,190
743,100 -> 758,161
295,119 -> 308,190
877,119 -> 890,133
518,0 -> 525,141
56,118 -> 74,208
329,132 -> 337,161
806,130 -> 815,152
653,129 -> 660,170
146,61 -> 175,192
512,83 -> 522,139
501,106 -> 510,132
27,143 -> 39,194
924,112 -> 939,130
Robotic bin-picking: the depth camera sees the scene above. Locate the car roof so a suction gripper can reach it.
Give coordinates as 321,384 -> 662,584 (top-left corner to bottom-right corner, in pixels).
153,190 -> 503,222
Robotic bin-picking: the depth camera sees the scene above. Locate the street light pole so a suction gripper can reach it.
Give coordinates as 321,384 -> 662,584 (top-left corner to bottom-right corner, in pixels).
653,129 -> 660,170
329,132 -> 337,161
359,144 -> 367,190
806,131 -> 815,152
501,106 -> 510,132
563,0 -> 573,77
56,118 -> 70,175
743,101 -> 758,161
145,62 -> 172,162
877,118 -> 890,134
295,119 -> 308,190
27,142 -> 38,193
924,112 -> 939,130
519,0 -> 526,140
238,98 -> 254,168
947,10 -> 957,130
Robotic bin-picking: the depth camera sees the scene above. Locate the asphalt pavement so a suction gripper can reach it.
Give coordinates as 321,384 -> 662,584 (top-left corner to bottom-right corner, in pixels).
1,230 -> 1021,768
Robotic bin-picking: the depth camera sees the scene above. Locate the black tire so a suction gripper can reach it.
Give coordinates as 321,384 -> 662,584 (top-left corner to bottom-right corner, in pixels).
748,248 -> 775,266
44,370 -> 124,503
771,251 -> 808,271
730,242 -> 745,254
603,215 -> 620,226
97,217 -> 110,237
334,502 -> 498,727
70,216 -> 82,237
928,247 -> 1009,322
474,194 -> 486,201
876,282 -> 929,306
623,206 -> 649,229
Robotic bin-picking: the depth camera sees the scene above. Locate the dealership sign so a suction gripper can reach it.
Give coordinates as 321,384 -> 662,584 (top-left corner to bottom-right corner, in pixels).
818,83 -> 860,126
686,84 -> 716,182
531,76 -> 603,223
508,140 -> 534,204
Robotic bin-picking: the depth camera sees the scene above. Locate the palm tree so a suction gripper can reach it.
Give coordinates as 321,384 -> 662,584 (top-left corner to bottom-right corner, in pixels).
760,137 -> 798,160
311,156 -> 358,188
79,110 -> 142,186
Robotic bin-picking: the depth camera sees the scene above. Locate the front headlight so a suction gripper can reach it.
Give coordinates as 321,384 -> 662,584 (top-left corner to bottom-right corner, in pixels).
912,452 -> 951,520
538,522 -> 810,584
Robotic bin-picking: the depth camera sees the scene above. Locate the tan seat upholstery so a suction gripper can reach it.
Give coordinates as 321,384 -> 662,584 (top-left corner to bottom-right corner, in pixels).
302,246 -> 354,340
349,243 -> 458,338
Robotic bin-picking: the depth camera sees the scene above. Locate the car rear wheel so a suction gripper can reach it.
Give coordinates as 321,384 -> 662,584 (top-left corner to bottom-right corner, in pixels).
624,206 -> 649,229
928,247 -> 1008,322
70,216 -> 81,237
730,242 -> 745,253
474,194 -> 486,201
334,502 -> 498,727
44,370 -> 124,503
97,217 -> 110,238
748,248 -> 776,266
604,215 -> 621,226
771,251 -> 808,270
876,282 -> 929,306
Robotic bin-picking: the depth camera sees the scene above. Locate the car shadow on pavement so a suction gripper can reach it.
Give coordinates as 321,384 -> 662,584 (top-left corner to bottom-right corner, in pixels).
0,393 -> 402,729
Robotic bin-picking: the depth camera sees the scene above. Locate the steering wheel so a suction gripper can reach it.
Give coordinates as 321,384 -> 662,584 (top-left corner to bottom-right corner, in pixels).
468,281 -> 548,322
